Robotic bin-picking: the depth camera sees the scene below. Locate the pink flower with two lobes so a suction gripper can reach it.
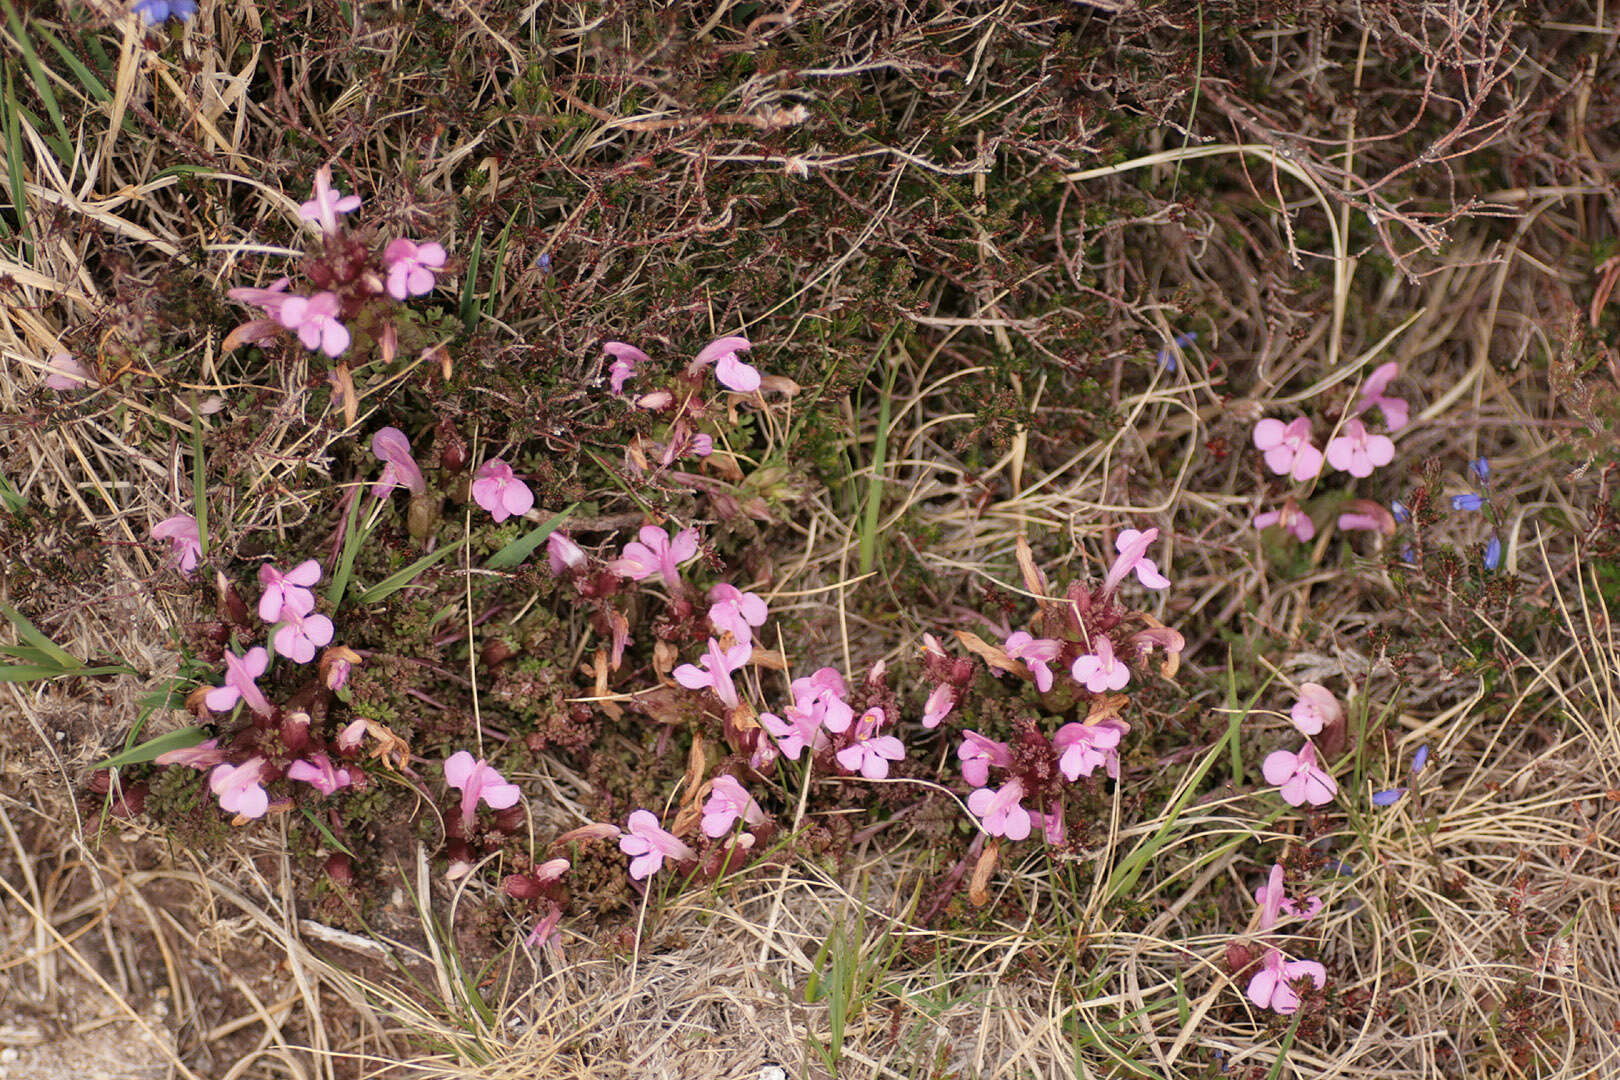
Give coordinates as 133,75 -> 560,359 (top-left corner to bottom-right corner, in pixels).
701,774 -> 765,837
673,638 -> 753,710
1004,632 -> 1062,692
383,239 -> 447,300
604,341 -> 651,395
1247,948 -> 1327,1015
210,757 -> 270,819
206,647 -> 273,716
1253,498 -> 1314,542
259,560 -> 321,623
287,753 -> 354,796
1053,716 -> 1129,780
1325,419 -> 1395,478
1071,635 -> 1130,693
922,683 -> 956,729
152,513 -> 202,574
967,778 -> 1032,840
471,458 -> 534,522
957,730 -> 1011,787
620,809 -> 695,880
277,292 -> 350,357
1262,742 -> 1338,806
835,707 -> 905,780
371,427 -> 427,497
607,524 -> 701,588
1289,683 -> 1341,737
443,751 -> 523,831
1252,417 -> 1325,481
1254,863 -> 1324,930
689,335 -> 760,393
298,164 -> 361,234
1354,361 -> 1409,431
273,607 -> 334,664
1101,527 -> 1171,594
707,583 -> 768,644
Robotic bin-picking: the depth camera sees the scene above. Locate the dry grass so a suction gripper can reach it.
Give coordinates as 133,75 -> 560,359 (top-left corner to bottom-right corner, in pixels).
5,1 -> 1620,1078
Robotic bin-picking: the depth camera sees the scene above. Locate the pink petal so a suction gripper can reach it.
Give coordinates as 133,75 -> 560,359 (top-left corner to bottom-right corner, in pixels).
443,751 -> 477,789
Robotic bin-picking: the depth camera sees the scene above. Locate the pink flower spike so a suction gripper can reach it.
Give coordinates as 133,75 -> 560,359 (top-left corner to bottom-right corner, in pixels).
707,583 -> 769,645
382,238 -> 447,300
606,524 -> 701,588
1262,742 -> 1338,806
1355,361 -> 1409,431
371,427 -> 427,497
226,276 -> 294,318
689,335 -> 760,393
1004,631 -> 1062,692
1255,864 -> 1323,928
957,730 -> 1011,787
1252,417 -> 1325,481
525,904 -> 564,953
835,707 -> 905,779
272,608 -> 335,664
287,753 -> 354,796
1071,635 -> 1130,694
1253,498 -> 1315,542
43,351 -> 92,390
471,458 -> 535,523
701,774 -> 766,837
443,751 -> 523,831
1289,683 -> 1341,737
1246,948 -> 1327,1015
298,164 -> 361,234
619,809 -> 695,880
258,560 -> 322,623
604,341 -> 651,394
277,292 -> 350,357
1325,418 -> 1395,478
152,513 -> 202,574
547,531 -> 587,575
1053,716 -> 1130,781
922,683 -> 956,729
673,638 -> 753,710
206,647 -> 273,716
1102,527 -> 1171,594
155,737 -> 226,770
210,757 -> 270,819
967,779 -> 1032,840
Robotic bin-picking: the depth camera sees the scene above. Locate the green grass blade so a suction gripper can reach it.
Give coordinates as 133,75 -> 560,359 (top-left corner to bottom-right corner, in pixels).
298,804 -> 357,857
483,505 -> 575,569
325,490 -> 370,609
3,66 -> 28,246
92,726 -> 208,770
458,227 -> 484,335
0,601 -> 79,668
857,353 -> 898,576
355,537 -> 471,604
0,472 -> 24,511
190,404 -> 209,558
1,0 -> 70,152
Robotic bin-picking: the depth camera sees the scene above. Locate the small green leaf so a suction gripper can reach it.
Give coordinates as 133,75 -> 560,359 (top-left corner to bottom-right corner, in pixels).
483,505 -> 575,570
355,537 -> 471,604
92,726 -> 208,771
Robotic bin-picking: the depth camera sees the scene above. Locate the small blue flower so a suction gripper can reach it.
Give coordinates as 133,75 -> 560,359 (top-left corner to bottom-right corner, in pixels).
1390,500 -> 1411,524
535,252 -> 552,274
1451,493 -> 1484,512
1371,787 -> 1407,806
1470,457 -> 1490,482
1484,535 -> 1502,571
133,0 -> 197,23
1399,545 -> 1417,564
1155,330 -> 1197,372
1411,745 -> 1430,773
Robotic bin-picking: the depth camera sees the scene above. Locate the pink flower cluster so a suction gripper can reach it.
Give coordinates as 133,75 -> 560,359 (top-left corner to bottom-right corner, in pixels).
1243,861 -> 1328,1014
1262,684 -> 1342,808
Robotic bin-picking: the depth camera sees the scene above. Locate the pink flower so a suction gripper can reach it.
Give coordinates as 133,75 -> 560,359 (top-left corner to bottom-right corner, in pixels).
277,292 -> 350,357
152,513 -> 202,574
957,730 -> 1011,787
371,426 -> 427,497
287,753 -> 354,796
1253,498 -> 1314,542
226,276 -> 294,318
298,164 -> 361,233
1032,809 -> 1066,845
707,583 -> 768,644
206,647 -> 273,716
258,559 -> 321,623
1325,418 -> 1395,478
1246,948 -> 1327,1015
690,335 -> 760,393
1289,683 -> 1341,737
1336,499 -> 1396,535
42,351 -> 92,390
701,774 -> 765,837
1071,635 -> 1130,693
323,646 -> 360,691
606,524 -> 701,588
1262,742 -> 1338,807
759,706 -> 827,761
673,638 -> 753,710
336,719 -> 367,752
790,667 -> 854,733
524,903 -> 564,953
1053,716 -> 1129,780
1354,361 -> 1409,431
922,683 -> 956,729
272,607 -> 335,664
1004,631 -> 1062,692
619,809 -> 695,880
1252,418 -> 1325,481
604,341 -> 651,394
835,707 -> 906,779
1101,527 -> 1171,594
471,458 -> 535,523
155,737 -> 226,770
1254,864 -> 1323,930
210,758 -> 270,818
382,238 -> 447,300
547,531 -> 587,575
443,751 -> 523,831
967,779 -> 1032,840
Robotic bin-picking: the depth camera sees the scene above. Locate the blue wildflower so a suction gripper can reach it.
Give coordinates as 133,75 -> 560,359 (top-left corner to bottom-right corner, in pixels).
1399,545 -> 1417,563
1390,500 -> 1411,524
1371,788 -> 1407,806
133,0 -> 197,23
1451,493 -> 1484,512
535,252 -> 552,275
1411,745 -> 1430,773
1155,330 -> 1197,372
1484,534 -> 1502,571
1470,457 -> 1490,482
